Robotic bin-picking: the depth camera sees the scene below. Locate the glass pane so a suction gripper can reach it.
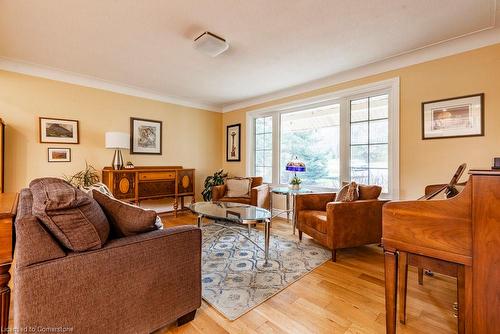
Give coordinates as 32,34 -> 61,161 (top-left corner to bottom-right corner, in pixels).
255,150 -> 264,166
255,134 -> 264,150
351,122 -> 368,145
264,116 -> 272,133
351,168 -> 368,185
264,150 -> 272,167
369,119 -> 388,144
370,168 -> 388,193
369,94 -> 388,120
263,167 -> 272,183
350,145 -> 368,168
255,118 -> 265,134
280,105 -> 340,187
351,98 -> 368,122
264,133 -> 272,150
255,167 -> 264,178
369,144 -> 388,168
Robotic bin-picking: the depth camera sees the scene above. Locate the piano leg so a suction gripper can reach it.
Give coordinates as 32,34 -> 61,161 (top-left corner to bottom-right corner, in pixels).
398,251 -> 408,324
384,250 -> 398,334
457,265 -> 472,334
418,268 -> 424,285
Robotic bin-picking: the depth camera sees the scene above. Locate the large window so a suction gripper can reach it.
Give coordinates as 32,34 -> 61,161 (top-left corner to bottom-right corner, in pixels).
254,116 -> 273,183
280,104 -> 340,188
249,78 -> 399,197
350,94 -> 389,192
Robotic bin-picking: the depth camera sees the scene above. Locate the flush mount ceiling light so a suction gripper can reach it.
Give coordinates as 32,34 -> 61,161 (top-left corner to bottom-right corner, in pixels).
193,31 -> 229,57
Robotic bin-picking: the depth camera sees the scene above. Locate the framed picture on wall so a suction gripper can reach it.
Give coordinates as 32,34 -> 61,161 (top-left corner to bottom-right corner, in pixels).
39,117 -> 79,144
48,148 -> 71,162
422,94 -> 484,140
226,123 -> 241,162
130,117 -> 162,154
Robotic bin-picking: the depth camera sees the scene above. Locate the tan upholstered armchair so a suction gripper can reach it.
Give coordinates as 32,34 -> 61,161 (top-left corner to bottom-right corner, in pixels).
295,185 -> 388,262
211,176 -> 270,209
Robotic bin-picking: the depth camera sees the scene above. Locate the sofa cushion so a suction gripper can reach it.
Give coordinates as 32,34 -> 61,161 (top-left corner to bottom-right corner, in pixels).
358,185 -> 382,200
298,210 -> 328,234
337,182 -> 359,202
30,177 -> 110,252
92,190 -> 158,237
226,178 -> 252,198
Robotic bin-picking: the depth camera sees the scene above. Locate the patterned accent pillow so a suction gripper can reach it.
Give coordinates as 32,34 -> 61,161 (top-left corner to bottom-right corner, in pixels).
337,181 -> 359,202
226,178 -> 252,198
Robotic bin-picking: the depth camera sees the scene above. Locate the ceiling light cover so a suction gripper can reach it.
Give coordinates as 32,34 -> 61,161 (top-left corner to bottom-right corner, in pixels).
194,32 -> 229,57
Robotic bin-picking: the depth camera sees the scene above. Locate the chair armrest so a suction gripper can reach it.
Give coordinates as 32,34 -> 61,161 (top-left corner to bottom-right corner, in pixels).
251,184 -> 270,209
326,200 -> 389,248
295,192 -> 336,212
211,184 -> 227,201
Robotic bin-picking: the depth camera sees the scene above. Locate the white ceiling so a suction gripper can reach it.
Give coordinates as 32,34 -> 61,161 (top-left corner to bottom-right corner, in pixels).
0,0 -> 498,111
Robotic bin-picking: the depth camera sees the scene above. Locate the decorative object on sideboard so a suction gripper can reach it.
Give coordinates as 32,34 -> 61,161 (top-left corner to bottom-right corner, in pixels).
124,161 -> 135,169
422,93 -> 484,140
130,117 -> 162,155
202,169 -> 228,201
105,132 -> 130,170
47,148 -> 71,162
64,162 -> 100,189
39,117 -> 79,144
226,123 -> 241,162
286,156 -> 306,190
493,158 -> 500,169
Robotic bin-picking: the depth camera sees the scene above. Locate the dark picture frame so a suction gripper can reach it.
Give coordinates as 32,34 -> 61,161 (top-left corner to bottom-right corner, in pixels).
422,93 -> 484,140
130,117 -> 163,155
39,117 -> 80,144
226,123 -> 241,162
47,148 -> 71,162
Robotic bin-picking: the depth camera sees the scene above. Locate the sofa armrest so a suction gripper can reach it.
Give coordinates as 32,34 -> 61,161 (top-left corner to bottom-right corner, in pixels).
251,184 -> 270,208
211,184 -> 227,201
295,192 -> 336,212
14,225 -> 202,332
326,200 -> 389,249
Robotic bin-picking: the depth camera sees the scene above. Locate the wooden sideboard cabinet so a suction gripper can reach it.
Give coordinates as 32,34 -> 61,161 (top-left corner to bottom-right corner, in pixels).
102,166 -> 195,217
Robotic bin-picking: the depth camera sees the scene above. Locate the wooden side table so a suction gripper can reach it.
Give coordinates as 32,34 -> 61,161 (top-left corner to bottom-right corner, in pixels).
0,193 -> 18,331
270,187 -> 312,234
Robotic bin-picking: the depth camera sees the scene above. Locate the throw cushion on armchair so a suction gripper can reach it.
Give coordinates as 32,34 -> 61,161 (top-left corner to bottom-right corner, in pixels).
30,177 -> 110,252
225,177 -> 252,198
337,182 -> 359,202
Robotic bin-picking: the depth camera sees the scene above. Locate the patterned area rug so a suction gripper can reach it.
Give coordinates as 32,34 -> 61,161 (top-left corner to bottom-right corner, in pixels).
201,222 -> 330,320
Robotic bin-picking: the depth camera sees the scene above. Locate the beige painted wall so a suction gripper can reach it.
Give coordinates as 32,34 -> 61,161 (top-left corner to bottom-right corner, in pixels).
0,70 -> 222,198
222,43 -> 500,199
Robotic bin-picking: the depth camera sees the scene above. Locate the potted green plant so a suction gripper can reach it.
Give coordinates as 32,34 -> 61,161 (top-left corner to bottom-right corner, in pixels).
202,169 -> 228,201
289,175 -> 302,190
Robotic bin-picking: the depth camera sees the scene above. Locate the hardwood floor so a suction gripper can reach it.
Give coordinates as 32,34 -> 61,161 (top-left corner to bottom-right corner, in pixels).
156,213 -> 458,334
8,212 -> 458,334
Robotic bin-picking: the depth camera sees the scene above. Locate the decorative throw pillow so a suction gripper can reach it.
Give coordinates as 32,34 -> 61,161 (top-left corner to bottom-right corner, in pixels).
30,177 -> 110,252
92,190 -> 159,237
337,181 -> 359,202
225,178 -> 252,198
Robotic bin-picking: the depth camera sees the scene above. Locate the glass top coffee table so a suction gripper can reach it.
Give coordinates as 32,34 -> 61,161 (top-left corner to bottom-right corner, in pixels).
189,201 -> 272,263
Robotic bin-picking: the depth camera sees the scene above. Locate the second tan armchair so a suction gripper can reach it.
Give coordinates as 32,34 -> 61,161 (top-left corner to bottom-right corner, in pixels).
295,185 -> 388,262
211,176 -> 270,209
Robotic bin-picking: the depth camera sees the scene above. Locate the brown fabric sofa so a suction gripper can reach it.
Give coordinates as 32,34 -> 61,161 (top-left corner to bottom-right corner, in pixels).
295,185 -> 388,262
211,176 -> 270,209
13,188 -> 202,334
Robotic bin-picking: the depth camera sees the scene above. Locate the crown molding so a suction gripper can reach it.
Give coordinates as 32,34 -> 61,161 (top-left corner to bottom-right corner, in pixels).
0,57 -> 222,112
222,26 -> 500,113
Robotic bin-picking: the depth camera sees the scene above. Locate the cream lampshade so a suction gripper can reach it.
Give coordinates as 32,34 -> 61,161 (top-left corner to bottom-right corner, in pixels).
105,132 -> 129,170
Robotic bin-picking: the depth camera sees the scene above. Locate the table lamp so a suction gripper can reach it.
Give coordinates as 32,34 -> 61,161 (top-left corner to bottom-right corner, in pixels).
105,132 -> 130,170
285,156 -> 306,189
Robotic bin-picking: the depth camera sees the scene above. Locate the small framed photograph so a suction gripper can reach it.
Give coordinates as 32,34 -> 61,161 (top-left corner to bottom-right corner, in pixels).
422,94 -> 484,140
39,117 -> 80,144
226,123 -> 241,161
130,117 -> 162,154
48,148 -> 71,162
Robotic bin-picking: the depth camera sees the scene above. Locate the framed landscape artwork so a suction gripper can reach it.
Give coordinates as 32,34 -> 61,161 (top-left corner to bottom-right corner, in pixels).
422,94 -> 484,140
130,117 -> 162,154
226,123 -> 241,162
39,117 -> 79,144
48,148 -> 71,162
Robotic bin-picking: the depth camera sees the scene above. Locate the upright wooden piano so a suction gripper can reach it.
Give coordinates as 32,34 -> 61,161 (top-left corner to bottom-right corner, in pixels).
383,169 -> 500,334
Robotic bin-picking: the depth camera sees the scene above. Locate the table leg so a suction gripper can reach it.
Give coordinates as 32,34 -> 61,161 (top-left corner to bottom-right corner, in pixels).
264,218 -> 270,264
384,250 -> 398,334
286,193 -> 290,224
197,215 -> 203,228
292,194 -> 297,235
457,265 -> 472,334
248,223 -> 251,236
398,251 -> 408,324
0,264 -> 11,331
269,192 -> 273,218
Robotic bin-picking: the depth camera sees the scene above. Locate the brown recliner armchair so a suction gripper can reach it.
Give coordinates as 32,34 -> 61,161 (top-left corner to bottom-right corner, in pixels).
211,176 -> 270,209
295,184 -> 388,262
